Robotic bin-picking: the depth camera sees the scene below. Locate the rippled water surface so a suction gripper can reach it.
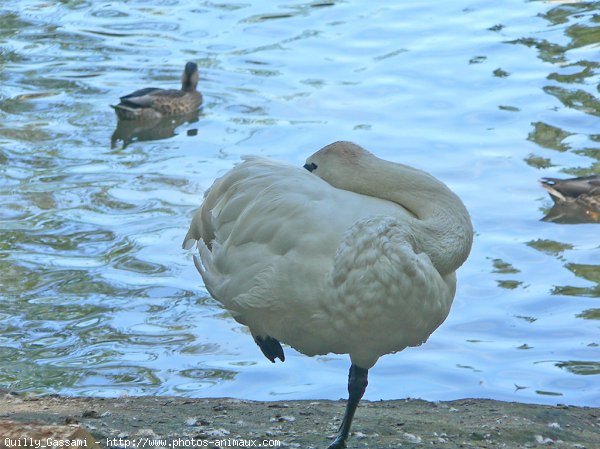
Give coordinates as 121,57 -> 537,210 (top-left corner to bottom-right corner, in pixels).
0,0 -> 598,406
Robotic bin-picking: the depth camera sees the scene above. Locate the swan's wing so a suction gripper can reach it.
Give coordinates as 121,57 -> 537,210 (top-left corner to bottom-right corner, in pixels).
183,157 -> 418,358
183,157 -> 342,314
184,157 -> 330,250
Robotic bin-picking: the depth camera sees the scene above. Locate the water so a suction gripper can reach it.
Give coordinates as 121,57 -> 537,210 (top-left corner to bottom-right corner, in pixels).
0,0 -> 598,406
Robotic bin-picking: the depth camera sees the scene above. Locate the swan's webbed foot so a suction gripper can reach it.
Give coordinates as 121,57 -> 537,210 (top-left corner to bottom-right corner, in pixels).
254,335 -> 285,363
326,364 -> 368,449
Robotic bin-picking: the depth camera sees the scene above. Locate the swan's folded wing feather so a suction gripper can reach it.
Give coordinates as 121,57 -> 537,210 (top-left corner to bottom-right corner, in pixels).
184,159 -> 333,308
326,215 -> 456,367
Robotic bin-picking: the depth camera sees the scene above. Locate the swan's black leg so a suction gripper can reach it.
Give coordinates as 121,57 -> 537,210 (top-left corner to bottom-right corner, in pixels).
254,335 -> 285,363
327,364 -> 369,449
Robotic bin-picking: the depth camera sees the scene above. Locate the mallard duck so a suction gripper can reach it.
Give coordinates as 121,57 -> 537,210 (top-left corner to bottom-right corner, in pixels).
183,142 -> 473,449
540,175 -> 600,212
112,62 -> 202,120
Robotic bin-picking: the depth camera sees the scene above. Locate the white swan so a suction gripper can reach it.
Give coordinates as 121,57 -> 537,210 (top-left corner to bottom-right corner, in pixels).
183,141 -> 473,448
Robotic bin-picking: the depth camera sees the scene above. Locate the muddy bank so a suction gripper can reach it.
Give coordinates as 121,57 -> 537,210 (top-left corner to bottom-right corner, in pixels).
1,392 -> 598,448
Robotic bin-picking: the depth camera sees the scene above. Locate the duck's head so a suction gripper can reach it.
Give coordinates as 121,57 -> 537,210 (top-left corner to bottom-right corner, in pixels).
182,62 -> 199,91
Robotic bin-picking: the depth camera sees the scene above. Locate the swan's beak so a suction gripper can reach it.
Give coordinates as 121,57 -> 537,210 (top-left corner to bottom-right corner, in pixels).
303,162 -> 317,172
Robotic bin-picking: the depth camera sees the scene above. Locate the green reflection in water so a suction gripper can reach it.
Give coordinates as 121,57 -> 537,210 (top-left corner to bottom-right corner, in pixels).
566,263 -> 600,284
577,308 -> 600,320
491,258 -> 520,274
526,239 -> 573,256
491,258 -> 523,290
524,154 -> 554,169
552,263 -> 600,297
515,315 -> 537,323
555,361 -> 600,376
535,390 -> 563,397
497,280 -> 524,290
544,86 -> 600,117
527,122 -> 572,153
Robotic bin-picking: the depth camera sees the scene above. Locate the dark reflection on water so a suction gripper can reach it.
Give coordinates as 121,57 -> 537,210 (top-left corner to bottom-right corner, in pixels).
0,0 -> 598,404
541,202 -> 600,224
111,111 -> 200,149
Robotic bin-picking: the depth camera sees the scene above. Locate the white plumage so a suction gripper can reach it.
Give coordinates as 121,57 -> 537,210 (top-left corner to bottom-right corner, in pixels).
184,141 -> 473,448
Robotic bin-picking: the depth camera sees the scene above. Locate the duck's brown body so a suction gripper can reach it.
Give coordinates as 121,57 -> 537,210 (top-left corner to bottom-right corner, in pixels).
112,62 -> 202,120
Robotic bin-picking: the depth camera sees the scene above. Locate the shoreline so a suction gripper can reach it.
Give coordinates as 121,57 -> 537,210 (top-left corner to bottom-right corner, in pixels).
1,392 -> 598,448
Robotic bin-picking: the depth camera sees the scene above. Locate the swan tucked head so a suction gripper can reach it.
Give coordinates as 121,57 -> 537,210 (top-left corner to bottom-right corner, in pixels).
304,141 -> 463,209
304,141 -> 376,189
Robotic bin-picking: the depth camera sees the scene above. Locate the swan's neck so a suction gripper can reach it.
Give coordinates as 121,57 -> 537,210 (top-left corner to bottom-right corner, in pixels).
353,157 -> 473,276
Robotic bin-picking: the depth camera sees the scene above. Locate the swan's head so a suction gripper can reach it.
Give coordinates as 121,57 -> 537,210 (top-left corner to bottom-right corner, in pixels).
303,141 -> 375,188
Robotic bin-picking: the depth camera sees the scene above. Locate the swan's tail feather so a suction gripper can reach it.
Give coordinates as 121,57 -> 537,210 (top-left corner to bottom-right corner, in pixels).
193,239 -> 224,302
183,237 -> 196,250
193,254 -> 205,277
182,211 -> 204,249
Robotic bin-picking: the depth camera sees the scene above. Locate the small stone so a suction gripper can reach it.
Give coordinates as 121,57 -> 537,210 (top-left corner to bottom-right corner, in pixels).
277,416 -> 295,422
185,417 -> 197,426
534,435 -> 554,445
404,432 -> 422,444
205,428 -> 230,437
136,429 -> 157,437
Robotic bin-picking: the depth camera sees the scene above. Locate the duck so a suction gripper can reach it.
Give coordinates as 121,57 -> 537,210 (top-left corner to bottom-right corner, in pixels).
183,141 -> 473,448
540,175 -> 600,212
111,62 -> 202,120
